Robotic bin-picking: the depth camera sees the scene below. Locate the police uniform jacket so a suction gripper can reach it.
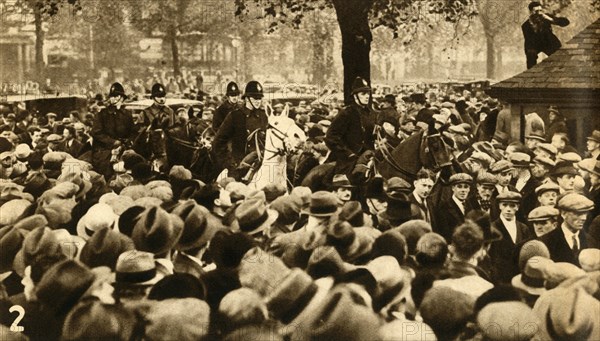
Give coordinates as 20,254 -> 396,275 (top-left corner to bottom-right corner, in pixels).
325,103 -> 376,160
213,106 -> 268,170
142,103 -> 176,129
213,100 -> 239,131
91,105 -> 135,150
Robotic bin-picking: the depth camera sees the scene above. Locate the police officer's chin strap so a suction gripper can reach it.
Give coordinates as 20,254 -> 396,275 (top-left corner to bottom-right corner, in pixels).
354,94 -> 370,108
248,97 -> 260,110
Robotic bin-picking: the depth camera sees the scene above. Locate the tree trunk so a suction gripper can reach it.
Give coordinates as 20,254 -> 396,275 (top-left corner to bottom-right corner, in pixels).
34,4 -> 44,83
169,26 -> 181,76
495,48 -> 503,80
486,35 -> 496,79
332,0 -> 373,105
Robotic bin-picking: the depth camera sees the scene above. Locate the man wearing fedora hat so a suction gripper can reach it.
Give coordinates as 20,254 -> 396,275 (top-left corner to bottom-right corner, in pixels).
540,193 -> 594,266
331,174 -> 354,204
213,80 -> 269,181
91,82 -> 135,180
586,130 -> 600,160
269,191 -> 339,257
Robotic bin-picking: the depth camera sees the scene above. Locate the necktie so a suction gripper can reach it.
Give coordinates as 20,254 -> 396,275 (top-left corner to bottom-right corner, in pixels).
572,235 -> 579,255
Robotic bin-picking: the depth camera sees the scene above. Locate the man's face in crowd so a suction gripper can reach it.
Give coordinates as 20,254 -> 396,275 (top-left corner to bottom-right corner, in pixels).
587,139 -> 599,152
355,91 -> 370,106
467,159 -> 482,174
538,190 -> 558,206
1,154 -> 13,167
562,211 -> 587,232
497,170 -> 512,187
551,135 -> 566,151
335,187 -> 352,203
228,95 -> 239,104
556,174 -> 575,191
49,140 -> 60,150
31,130 -> 42,144
533,219 -> 556,237
499,202 -> 518,221
452,183 -> 470,201
366,198 -> 387,215
414,178 -> 434,199
549,112 -> 557,122
215,188 -> 232,209
530,162 -> 548,179
63,128 -> 73,140
477,184 -> 494,201
401,121 -> 415,133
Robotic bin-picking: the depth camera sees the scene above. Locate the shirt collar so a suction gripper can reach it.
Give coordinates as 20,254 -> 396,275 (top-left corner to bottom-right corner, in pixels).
560,223 -> 579,241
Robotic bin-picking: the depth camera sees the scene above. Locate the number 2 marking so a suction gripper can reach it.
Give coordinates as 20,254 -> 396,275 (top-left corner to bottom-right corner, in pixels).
9,305 -> 25,332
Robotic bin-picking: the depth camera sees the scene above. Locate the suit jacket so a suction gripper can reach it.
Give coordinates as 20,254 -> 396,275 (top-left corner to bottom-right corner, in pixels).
435,197 -> 470,242
516,177 -> 540,222
60,139 -> 84,158
409,193 -> 436,228
539,226 -> 587,266
489,218 -> 535,284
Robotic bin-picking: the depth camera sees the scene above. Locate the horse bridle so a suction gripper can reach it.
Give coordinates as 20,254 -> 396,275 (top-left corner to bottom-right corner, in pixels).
373,125 -> 416,180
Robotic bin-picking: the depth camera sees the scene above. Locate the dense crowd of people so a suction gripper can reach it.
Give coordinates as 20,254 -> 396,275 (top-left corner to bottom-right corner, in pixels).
0,73 -> 599,341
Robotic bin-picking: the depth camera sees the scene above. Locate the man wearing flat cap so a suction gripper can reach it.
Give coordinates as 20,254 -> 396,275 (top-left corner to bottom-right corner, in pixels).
528,206 -> 559,237
467,171 -> 497,214
489,191 -> 534,283
535,182 -> 560,207
540,193 -> 594,266
436,173 -> 474,241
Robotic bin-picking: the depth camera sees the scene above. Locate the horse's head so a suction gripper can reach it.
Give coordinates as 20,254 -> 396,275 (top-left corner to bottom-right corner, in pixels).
265,104 -> 306,151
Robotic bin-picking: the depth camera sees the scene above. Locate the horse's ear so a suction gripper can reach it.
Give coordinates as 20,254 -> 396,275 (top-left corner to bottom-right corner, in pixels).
265,103 -> 273,117
283,104 -> 289,118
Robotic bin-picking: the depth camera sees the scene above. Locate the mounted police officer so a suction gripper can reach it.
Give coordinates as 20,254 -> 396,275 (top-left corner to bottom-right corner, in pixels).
213,80 -> 268,181
213,81 -> 241,131
325,77 -> 377,182
139,83 -> 175,171
91,82 -> 135,180
142,83 -> 176,129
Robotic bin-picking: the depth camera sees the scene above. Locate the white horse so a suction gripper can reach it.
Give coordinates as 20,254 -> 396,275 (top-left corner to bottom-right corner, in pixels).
248,104 -> 306,191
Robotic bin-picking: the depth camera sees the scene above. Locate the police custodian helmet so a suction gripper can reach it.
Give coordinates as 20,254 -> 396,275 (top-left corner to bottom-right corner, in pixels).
242,81 -> 264,99
226,81 -> 241,97
108,82 -> 127,98
151,83 -> 167,98
351,77 -> 371,95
